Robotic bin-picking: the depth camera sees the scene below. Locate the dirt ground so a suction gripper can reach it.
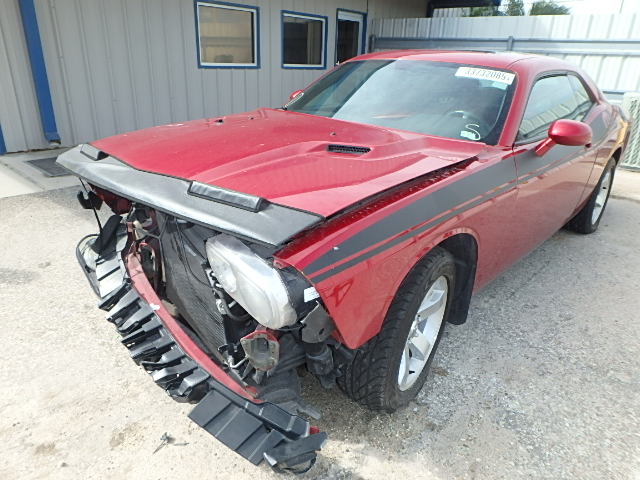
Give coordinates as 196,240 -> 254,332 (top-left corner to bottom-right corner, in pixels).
1,171 -> 639,480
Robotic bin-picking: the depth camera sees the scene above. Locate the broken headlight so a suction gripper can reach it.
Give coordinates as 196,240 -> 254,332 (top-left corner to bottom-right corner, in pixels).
205,234 -> 298,329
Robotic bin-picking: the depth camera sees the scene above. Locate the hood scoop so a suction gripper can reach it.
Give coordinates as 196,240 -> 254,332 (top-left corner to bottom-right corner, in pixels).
327,144 -> 371,155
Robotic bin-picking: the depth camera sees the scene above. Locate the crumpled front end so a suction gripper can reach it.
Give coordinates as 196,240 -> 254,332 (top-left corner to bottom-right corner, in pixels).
76,220 -> 327,472
62,142 -> 340,472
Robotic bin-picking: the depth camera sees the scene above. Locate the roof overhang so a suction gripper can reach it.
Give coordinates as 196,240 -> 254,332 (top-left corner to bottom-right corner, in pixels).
430,0 -> 501,9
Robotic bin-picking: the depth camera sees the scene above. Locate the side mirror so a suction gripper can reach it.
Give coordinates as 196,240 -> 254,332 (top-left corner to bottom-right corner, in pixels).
535,119 -> 593,156
289,89 -> 304,101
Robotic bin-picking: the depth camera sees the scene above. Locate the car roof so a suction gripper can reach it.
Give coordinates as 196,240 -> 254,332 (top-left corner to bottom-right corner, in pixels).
350,50 -> 571,74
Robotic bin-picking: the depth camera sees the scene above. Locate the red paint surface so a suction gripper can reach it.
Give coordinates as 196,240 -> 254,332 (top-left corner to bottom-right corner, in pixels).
278,150 -> 519,348
548,119 -> 593,147
271,52 -> 624,348
93,109 -> 486,218
91,50 -> 627,351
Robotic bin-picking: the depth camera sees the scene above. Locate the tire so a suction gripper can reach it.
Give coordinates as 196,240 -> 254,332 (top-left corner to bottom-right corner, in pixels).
566,158 -> 616,234
337,247 -> 456,412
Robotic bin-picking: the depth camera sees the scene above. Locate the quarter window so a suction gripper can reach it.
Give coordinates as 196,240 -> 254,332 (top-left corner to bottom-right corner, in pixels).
568,75 -> 594,118
196,2 -> 259,68
518,74 -> 594,142
282,12 -> 326,69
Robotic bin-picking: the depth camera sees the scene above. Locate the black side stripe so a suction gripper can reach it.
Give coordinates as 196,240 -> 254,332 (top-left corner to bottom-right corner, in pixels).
306,125 -> 607,284
304,159 -> 517,277
309,181 -> 515,283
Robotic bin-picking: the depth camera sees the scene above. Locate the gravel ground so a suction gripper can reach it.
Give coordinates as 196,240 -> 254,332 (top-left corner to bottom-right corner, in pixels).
1,176 -> 639,480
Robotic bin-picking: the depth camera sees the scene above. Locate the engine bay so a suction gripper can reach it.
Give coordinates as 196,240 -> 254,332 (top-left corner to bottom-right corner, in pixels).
119,204 -> 348,418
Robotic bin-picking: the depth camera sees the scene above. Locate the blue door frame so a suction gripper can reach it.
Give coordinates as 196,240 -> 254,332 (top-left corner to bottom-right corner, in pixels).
18,0 -> 60,144
0,124 -> 6,155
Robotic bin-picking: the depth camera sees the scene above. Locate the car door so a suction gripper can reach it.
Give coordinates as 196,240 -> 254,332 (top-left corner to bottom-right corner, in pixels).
510,73 -> 596,256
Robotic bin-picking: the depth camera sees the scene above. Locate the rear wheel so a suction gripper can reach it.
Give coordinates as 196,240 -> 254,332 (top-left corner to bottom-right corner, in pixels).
337,247 -> 455,412
566,158 -> 616,234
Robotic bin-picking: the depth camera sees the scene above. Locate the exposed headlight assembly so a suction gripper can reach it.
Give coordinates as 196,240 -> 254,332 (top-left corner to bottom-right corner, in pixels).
205,234 -> 298,329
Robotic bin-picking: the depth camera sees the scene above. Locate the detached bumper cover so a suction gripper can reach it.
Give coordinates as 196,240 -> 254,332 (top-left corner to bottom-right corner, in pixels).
78,228 -> 326,471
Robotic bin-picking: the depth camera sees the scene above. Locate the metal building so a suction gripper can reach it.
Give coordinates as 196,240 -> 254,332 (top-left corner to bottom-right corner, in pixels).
0,0 -> 497,154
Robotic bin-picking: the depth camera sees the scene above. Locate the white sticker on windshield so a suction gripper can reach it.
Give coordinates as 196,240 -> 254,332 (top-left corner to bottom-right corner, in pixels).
455,67 -> 515,85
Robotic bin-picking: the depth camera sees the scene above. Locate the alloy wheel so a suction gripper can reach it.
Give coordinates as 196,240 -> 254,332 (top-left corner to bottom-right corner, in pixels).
397,276 -> 448,391
592,168 -> 612,225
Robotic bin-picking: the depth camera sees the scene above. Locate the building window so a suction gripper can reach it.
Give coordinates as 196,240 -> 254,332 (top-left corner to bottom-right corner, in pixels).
196,1 -> 259,68
282,11 -> 327,69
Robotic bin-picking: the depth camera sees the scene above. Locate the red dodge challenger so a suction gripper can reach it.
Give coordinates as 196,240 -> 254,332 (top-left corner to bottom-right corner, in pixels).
58,50 -> 630,472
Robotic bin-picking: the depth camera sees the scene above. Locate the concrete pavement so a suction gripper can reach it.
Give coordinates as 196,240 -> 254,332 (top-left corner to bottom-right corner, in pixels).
0,148 -> 78,198
0,168 -> 638,480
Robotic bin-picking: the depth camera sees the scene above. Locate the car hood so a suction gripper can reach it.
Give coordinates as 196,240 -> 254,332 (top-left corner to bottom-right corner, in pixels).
92,108 -> 486,218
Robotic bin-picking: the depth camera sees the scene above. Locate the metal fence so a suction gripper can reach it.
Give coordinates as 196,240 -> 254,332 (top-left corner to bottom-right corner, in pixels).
370,35 -> 640,102
622,93 -> 640,170
371,14 -> 640,103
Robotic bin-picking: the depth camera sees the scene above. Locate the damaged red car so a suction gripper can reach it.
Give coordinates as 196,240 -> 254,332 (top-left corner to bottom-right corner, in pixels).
58,50 -> 629,472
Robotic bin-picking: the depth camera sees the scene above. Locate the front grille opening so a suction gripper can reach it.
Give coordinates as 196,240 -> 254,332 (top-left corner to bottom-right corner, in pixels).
327,144 -> 371,155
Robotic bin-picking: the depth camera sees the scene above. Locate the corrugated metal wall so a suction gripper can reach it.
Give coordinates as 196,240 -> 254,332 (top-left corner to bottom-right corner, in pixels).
0,0 -> 50,152
0,0 -> 428,152
371,14 -> 640,97
368,0 -> 428,19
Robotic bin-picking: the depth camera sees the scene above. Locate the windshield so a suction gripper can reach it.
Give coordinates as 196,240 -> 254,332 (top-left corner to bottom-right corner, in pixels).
286,60 -> 516,145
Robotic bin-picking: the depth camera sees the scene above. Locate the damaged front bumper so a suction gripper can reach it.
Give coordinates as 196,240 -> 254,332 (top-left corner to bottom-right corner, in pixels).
77,224 -> 326,473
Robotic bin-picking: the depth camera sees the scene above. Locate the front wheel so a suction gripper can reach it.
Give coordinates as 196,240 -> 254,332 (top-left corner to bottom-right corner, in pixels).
337,247 -> 455,412
566,158 -> 616,234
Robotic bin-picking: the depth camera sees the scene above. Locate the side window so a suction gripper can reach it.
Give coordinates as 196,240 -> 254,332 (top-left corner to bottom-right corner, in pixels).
517,74 -> 592,142
568,75 -> 595,120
